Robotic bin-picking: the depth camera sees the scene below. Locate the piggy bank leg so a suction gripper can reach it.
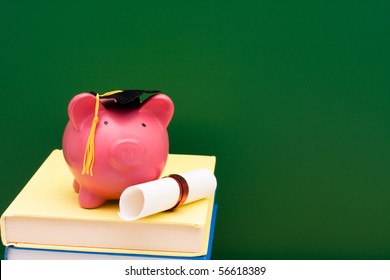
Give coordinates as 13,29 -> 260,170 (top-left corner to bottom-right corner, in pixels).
78,187 -> 106,209
73,179 -> 80,193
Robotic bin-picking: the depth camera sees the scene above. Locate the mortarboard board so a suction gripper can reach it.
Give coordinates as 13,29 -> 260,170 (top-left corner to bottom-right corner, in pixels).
88,89 -> 161,108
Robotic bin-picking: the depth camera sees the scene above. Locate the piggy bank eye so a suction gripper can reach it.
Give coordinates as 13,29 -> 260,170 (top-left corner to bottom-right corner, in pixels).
104,121 -> 109,125
141,123 -> 146,127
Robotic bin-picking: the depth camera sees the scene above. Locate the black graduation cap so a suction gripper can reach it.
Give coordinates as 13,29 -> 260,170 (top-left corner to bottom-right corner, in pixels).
89,89 -> 161,108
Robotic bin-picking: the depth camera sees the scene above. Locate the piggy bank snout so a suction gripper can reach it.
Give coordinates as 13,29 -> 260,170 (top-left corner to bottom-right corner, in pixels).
108,139 -> 145,169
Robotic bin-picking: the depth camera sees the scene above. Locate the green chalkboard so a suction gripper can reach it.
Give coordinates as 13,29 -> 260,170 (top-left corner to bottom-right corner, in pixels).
1,0 -> 389,259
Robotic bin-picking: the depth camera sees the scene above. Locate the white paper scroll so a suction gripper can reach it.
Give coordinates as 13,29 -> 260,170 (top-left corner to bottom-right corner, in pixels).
119,169 -> 217,221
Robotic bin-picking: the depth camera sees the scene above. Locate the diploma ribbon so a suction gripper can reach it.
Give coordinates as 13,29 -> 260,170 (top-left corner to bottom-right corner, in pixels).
165,174 -> 189,211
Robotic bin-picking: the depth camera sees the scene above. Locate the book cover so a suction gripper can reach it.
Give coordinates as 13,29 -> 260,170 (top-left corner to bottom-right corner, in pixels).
1,149 -> 216,257
4,205 -> 217,260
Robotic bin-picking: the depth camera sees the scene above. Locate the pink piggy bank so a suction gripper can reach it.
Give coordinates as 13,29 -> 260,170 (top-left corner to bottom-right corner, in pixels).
62,91 -> 174,209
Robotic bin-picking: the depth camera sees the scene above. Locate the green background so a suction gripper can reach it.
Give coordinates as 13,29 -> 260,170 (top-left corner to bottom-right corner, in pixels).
1,0 -> 389,259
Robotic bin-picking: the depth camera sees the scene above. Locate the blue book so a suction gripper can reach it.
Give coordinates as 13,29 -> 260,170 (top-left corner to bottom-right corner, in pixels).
4,205 -> 217,260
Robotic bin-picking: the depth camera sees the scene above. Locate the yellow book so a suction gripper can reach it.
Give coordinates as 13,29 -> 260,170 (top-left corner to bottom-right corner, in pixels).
1,150 -> 216,257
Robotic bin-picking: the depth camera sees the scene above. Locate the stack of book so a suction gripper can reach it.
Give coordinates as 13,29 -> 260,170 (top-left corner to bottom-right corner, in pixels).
1,150 -> 217,260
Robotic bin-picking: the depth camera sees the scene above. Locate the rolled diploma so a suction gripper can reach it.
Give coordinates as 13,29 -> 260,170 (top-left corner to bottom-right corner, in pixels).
119,169 -> 217,221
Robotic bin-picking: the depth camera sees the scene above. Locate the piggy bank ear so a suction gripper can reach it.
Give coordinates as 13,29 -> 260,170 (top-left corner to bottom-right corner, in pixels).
68,93 -> 105,131
140,94 -> 174,128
